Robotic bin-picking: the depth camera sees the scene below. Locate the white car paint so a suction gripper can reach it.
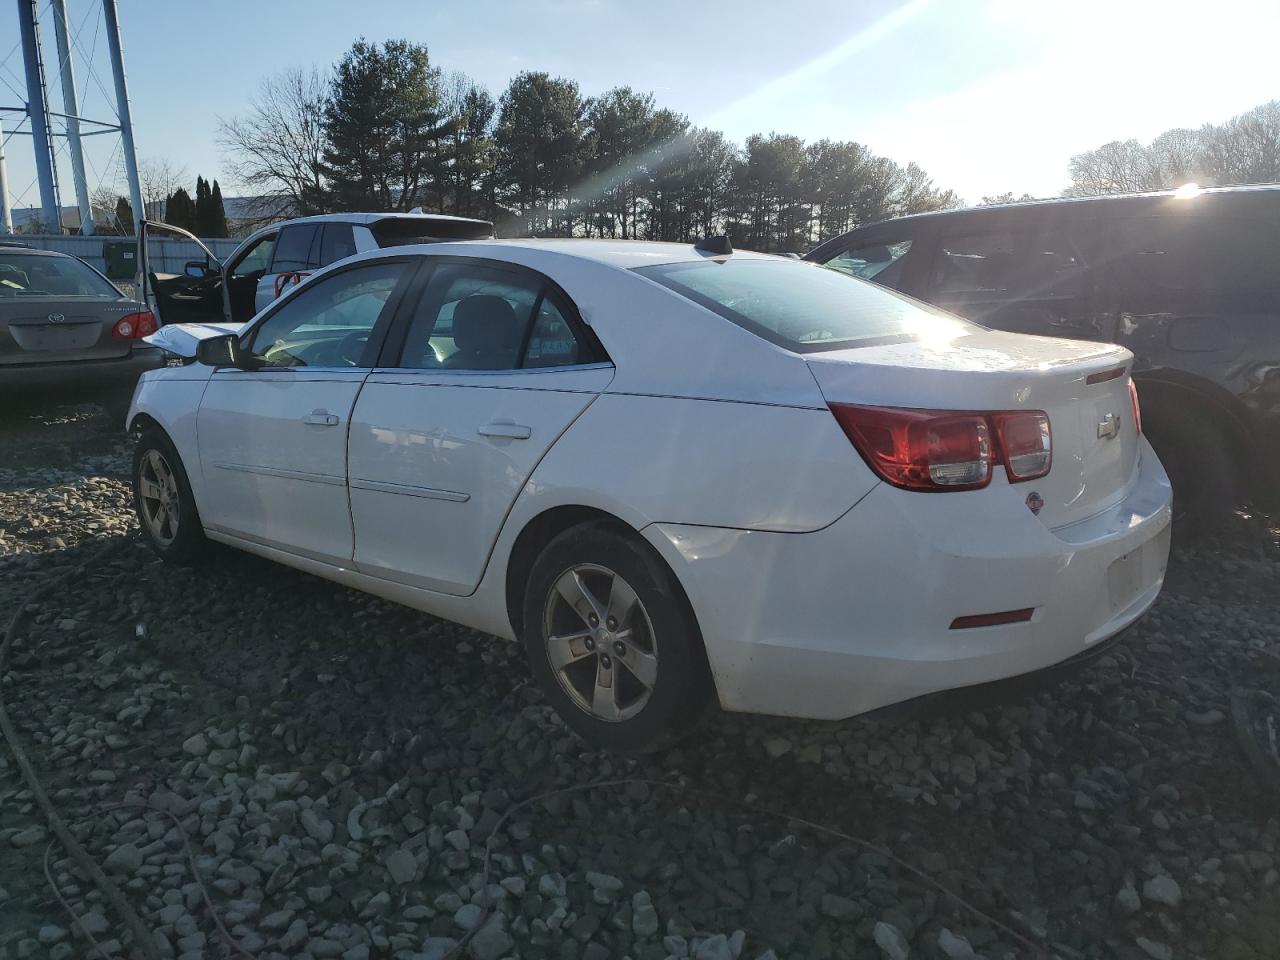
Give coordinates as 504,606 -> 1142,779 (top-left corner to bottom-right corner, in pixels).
133,239 -> 1172,722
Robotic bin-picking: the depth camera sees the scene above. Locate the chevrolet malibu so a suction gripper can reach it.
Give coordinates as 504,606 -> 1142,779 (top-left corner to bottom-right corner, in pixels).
129,238 -> 1172,751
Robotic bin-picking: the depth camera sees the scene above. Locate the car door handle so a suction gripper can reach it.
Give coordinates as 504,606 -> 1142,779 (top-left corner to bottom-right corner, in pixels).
477,420 -> 531,440
302,410 -> 340,426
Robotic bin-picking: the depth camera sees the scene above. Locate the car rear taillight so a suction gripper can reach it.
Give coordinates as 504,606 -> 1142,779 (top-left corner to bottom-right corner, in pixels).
111,310 -> 157,340
991,411 -> 1052,481
1129,379 -> 1141,434
829,404 -> 1052,491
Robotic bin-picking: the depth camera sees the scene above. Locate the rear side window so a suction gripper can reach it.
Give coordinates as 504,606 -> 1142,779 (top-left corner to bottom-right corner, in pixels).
395,261 -> 597,371
272,224 -> 321,272
319,223 -> 357,265
635,259 -> 973,352
934,229 -> 1084,300
1115,216 -> 1279,293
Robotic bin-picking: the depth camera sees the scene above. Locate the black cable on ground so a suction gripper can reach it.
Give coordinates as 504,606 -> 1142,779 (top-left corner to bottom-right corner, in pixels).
0,536 -> 161,960
442,776 -> 1051,960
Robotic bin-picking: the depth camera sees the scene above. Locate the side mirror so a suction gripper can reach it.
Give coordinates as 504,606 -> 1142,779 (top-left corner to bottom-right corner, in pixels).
195,333 -> 251,368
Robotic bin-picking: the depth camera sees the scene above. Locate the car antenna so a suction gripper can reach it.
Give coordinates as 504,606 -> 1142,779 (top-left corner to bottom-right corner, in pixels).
694,235 -> 733,256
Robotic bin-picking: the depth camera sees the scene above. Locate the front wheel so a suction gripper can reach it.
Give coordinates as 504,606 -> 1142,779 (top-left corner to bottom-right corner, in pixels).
522,523 -> 714,752
132,430 -> 207,563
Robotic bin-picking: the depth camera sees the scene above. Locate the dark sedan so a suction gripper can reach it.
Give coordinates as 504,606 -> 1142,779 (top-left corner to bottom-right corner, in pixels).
0,243 -> 161,410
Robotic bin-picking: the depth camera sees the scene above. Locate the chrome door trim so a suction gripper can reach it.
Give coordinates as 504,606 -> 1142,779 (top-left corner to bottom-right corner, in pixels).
349,477 -> 470,502
210,461 -> 346,486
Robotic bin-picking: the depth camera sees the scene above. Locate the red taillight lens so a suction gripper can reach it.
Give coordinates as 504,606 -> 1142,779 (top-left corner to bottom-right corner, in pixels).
991,411 -> 1052,481
1129,379 -> 1141,434
829,405 -> 993,491
112,310 -> 157,340
829,404 -> 1052,491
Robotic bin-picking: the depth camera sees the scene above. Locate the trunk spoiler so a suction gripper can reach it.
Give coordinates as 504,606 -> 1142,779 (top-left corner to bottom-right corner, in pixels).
137,220 -> 229,324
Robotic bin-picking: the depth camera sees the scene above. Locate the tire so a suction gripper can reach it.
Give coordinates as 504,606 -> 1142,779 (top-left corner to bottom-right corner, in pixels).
132,429 -> 208,563
522,522 -> 714,753
1143,411 -> 1239,530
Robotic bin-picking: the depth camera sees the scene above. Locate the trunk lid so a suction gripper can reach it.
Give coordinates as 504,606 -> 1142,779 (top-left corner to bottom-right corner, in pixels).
806,330 -> 1139,529
0,296 -> 141,365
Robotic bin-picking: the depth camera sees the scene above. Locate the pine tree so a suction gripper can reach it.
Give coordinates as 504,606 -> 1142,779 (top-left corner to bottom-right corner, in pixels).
194,176 -> 211,235
323,38 -> 453,211
165,188 -> 196,232
209,181 -> 229,237
114,196 -> 134,235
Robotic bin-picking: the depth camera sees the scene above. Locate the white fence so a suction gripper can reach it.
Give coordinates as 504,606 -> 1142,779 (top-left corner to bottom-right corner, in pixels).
9,234 -> 241,277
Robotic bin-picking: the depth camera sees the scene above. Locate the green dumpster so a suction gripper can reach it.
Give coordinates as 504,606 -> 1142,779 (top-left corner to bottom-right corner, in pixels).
102,239 -> 137,280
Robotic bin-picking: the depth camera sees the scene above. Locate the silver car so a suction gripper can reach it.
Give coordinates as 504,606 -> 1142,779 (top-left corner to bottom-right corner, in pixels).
0,241 -> 160,401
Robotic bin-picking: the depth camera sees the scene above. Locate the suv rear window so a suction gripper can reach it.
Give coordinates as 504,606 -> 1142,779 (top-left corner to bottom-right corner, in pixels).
371,217 -> 494,247
635,259 -> 973,352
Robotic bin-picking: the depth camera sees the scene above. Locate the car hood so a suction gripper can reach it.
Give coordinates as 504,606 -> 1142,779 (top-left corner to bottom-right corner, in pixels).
144,322 -> 242,359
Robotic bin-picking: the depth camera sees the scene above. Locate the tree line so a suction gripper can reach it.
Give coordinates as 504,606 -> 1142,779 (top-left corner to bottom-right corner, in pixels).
1066,99 -> 1280,196
218,38 -> 959,251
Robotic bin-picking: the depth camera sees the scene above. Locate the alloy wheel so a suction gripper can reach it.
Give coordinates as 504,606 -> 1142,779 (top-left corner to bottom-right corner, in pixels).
138,449 -> 180,547
542,563 -> 658,722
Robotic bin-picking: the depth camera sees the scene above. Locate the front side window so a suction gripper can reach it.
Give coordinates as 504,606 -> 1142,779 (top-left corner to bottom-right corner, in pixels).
934,229 -> 1084,300
397,262 -> 592,370
271,224 -> 321,273
231,234 -> 277,278
636,258 -> 974,352
823,239 -> 914,286
246,262 -> 405,368
0,253 -> 120,298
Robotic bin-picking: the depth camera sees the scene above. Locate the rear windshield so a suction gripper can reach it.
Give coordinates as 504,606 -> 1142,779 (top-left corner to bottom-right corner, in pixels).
371,217 -> 494,247
0,252 -> 121,298
635,258 -> 973,352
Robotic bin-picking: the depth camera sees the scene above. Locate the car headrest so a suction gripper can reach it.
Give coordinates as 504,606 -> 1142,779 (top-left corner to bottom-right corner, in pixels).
452,295 -> 521,367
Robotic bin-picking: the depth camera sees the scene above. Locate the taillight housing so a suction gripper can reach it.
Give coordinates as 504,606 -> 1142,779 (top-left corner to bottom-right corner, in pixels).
1129,379 -> 1141,434
111,310 -> 157,340
829,404 -> 1052,492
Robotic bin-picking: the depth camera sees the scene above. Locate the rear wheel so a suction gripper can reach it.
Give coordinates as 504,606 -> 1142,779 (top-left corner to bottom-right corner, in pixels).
1144,411 -> 1239,529
132,430 -> 207,563
522,523 -> 714,752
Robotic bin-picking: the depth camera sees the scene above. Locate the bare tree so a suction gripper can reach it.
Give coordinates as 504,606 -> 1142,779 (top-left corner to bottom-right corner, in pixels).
1199,100 -> 1280,186
218,66 -> 331,221
138,157 -> 188,221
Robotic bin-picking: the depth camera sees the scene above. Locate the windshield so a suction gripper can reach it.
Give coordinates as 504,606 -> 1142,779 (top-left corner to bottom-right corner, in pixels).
0,252 -> 121,298
635,258 -> 975,352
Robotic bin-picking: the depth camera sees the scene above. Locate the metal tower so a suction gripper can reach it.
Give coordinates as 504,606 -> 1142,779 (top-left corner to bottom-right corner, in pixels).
0,0 -> 143,235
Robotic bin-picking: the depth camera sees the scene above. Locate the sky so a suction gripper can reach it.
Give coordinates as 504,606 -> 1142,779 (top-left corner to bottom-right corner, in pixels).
2,0 -> 1278,214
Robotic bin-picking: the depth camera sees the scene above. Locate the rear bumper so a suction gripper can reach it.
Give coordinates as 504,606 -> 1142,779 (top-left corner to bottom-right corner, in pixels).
644,437 -> 1173,720
0,347 -> 163,393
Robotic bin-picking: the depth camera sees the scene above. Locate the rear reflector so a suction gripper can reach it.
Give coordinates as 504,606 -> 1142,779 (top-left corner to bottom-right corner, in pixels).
950,608 -> 1035,629
829,404 -> 1052,491
1086,366 -> 1127,385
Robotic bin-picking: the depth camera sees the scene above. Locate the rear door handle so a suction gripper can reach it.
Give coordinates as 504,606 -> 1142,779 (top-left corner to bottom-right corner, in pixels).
303,410 -> 340,426
478,420 -> 531,440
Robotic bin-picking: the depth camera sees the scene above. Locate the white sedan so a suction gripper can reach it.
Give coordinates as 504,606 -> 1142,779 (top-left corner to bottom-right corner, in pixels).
130,238 -> 1172,751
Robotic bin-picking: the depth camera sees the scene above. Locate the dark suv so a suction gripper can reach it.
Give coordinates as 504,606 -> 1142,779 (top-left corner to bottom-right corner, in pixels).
805,186 -> 1280,522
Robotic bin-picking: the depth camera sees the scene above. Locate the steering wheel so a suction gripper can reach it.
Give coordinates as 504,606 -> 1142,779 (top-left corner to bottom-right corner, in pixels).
337,330 -> 370,366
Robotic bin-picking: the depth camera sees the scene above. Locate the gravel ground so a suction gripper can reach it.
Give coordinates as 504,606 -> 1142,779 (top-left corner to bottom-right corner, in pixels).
1,401 -> 1279,960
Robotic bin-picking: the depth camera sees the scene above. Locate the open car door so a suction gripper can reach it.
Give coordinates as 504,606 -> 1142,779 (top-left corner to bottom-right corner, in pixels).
138,220 -> 228,326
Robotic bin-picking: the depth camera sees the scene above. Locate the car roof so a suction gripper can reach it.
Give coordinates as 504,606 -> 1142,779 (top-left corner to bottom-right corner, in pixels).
0,244 -> 71,257
278,212 -> 493,227
416,238 -> 783,269
864,183 -> 1280,228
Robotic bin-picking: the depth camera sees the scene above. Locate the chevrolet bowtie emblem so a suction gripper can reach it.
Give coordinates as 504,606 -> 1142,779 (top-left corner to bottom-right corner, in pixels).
1097,413 -> 1120,440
